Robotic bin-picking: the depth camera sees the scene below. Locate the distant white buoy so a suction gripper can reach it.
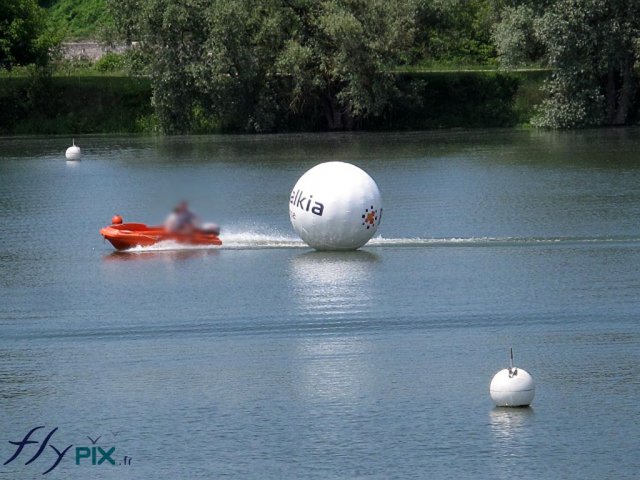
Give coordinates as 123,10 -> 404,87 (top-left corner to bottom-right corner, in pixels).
490,348 -> 535,407
289,162 -> 382,250
65,139 -> 81,160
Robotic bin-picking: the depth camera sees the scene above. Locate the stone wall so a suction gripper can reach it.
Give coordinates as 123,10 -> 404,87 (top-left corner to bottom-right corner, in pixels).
61,42 -> 128,61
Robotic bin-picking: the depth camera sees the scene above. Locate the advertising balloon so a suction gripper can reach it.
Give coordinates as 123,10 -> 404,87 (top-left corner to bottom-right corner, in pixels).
289,162 -> 382,250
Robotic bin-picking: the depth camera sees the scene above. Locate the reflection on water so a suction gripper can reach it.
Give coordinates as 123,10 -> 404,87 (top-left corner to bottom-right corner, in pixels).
289,250 -> 379,284
292,249 -> 379,270
103,249 -> 219,262
488,407 -> 537,478
294,336 -> 373,402
289,252 -> 379,403
288,250 -> 380,317
489,406 -> 535,445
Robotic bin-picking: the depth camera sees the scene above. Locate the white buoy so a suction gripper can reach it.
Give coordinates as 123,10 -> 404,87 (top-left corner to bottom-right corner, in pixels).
289,162 -> 382,250
65,139 -> 81,160
490,348 -> 535,407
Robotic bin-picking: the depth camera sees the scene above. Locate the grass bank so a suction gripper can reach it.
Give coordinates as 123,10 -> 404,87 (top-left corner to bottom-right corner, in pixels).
42,0 -> 112,41
0,71 -> 546,135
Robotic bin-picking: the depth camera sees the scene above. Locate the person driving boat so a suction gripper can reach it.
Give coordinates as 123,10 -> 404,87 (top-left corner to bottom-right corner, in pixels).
164,201 -> 200,234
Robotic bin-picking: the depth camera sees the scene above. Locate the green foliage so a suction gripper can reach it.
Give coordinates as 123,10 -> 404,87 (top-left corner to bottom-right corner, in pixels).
134,111 -> 160,134
412,0 -> 502,66
51,55 -> 93,75
0,0 -> 56,70
0,70 -> 542,134
94,51 -> 124,72
537,0 -> 640,127
108,0 -> 213,133
374,71 -> 523,130
45,0 -> 112,40
109,0 -> 419,133
497,0 -> 640,128
119,48 -> 151,77
274,1 -> 417,129
194,0 -> 283,133
492,5 -> 543,68
0,75 -> 153,133
533,73 -> 605,129
510,70 -> 547,125
48,51 -> 134,76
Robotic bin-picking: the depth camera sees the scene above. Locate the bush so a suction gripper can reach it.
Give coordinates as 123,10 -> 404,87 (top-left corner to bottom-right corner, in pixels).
94,52 -> 126,72
0,75 -> 153,134
363,71 -> 524,130
529,68 -> 610,129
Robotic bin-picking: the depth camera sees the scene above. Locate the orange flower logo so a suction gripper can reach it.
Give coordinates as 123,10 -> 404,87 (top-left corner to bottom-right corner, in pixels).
361,205 -> 380,230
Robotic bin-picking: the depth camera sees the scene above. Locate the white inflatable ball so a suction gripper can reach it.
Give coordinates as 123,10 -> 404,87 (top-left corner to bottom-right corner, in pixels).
65,140 -> 81,160
289,162 -> 382,250
490,367 -> 535,407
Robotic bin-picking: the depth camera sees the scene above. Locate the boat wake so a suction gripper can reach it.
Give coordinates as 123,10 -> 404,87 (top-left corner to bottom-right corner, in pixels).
121,231 -> 640,253
368,235 -> 640,248
219,231 -> 306,249
125,229 -> 306,252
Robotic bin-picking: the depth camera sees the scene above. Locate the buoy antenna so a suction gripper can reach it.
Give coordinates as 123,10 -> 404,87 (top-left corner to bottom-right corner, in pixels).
509,347 -> 517,377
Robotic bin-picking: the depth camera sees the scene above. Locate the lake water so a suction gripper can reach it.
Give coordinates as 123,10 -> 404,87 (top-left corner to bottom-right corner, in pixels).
1,129 -> 639,479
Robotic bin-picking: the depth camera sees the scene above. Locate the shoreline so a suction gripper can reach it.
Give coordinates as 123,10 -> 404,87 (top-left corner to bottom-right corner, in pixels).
0,71 -> 545,135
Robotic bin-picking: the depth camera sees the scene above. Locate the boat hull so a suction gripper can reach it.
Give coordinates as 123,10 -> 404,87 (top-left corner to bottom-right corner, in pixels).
100,223 -> 222,251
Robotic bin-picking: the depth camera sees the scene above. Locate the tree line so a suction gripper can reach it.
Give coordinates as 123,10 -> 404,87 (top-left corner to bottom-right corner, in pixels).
2,0 -> 640,132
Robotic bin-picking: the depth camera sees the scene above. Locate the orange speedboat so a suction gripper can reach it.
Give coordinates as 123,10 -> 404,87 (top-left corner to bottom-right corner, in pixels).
100,216 -> 222,251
